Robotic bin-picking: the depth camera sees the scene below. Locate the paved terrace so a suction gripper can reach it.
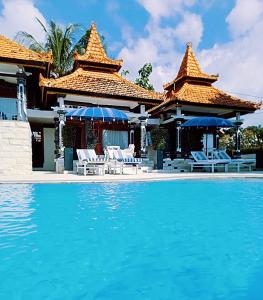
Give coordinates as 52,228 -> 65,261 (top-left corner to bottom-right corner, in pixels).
0,171 -> 263,184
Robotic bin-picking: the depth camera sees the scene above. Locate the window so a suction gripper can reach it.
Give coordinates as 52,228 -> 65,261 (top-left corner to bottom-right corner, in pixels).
102,130 -> 128,149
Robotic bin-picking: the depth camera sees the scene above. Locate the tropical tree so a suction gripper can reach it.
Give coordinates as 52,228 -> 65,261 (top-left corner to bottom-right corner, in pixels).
16,18 -> 80,76
219,126 -> 263,152
16,19 -> 107,77
120,69 -> 130,77
135,63 -> 155,91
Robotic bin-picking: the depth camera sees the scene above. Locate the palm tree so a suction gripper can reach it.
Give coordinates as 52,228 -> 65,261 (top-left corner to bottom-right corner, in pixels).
16,18 -> 80,76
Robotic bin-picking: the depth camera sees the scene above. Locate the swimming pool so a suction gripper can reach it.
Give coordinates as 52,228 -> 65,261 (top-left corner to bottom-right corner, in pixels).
0,180 -> 263,300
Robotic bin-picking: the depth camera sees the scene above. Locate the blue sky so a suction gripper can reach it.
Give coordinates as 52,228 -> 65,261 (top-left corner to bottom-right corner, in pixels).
0,0 -> 262,125
33,0 -> 235,55
0,0 -> 236,56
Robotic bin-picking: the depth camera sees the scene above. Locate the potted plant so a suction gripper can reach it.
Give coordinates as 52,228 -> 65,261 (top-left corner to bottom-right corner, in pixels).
150,127 -> 168,169
62,125 -> 77,171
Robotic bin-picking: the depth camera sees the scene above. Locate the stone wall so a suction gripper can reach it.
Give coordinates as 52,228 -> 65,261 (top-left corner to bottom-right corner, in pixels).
0,120 -> 32,175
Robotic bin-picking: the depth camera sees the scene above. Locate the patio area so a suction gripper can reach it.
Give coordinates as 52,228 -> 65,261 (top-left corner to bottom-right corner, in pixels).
1,170 -> 263,184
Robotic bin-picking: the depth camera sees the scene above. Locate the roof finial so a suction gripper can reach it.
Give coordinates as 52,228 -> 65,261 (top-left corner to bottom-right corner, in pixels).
186,42 -> 192,48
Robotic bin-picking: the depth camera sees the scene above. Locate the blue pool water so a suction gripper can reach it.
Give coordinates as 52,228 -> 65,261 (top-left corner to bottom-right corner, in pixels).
0,180 -> 263,300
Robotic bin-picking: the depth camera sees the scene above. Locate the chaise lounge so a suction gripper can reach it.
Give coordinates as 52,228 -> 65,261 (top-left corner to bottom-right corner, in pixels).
76,149 -> 107,175
189,151 -> 229,173
213,150 -> 255,172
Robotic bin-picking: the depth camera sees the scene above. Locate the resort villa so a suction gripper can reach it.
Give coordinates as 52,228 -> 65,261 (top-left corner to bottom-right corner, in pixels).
2,0 -> 263,297
0,23 -> 261,176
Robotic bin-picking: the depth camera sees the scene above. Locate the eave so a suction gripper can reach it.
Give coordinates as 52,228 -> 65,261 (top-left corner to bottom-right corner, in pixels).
0,57 -> 50,70
149,98 -> 259,117
73,60 -> 122,72
43,86 -> 161,106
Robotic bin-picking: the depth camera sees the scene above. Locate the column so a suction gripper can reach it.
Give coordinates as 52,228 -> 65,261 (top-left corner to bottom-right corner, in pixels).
234,112 -> 242,158
129,124 -> 135,145
175,119 -> 183,157
57,109 -> 67,157
54,117 -> 60,158
58,96 -> 65,108
139,116 -> 147,158
175,105 -> 184,158
16,68 -> 27,121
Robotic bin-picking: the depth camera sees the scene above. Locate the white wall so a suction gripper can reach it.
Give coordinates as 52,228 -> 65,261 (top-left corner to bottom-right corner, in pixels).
43,127 -> 55,171
0,120 -> 32,175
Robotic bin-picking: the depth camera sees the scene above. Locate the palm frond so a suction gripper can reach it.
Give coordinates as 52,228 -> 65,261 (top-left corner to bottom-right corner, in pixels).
36,17 -> 48,33
15,31 -> 46,52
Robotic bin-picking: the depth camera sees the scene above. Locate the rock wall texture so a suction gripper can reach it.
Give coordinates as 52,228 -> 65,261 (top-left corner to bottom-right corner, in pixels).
0,120 -> 32,175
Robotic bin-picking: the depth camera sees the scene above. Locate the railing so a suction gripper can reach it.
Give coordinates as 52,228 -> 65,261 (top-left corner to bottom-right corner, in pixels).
0,98 -> 19,120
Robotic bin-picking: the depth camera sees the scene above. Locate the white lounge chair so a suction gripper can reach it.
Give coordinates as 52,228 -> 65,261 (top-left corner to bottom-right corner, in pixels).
113,149 -> 142,174
123,144 -> 135,158
213,150 -> 255,172
76,149 -> 107,175
104,147 -> 124,174
189,151 -> 229,173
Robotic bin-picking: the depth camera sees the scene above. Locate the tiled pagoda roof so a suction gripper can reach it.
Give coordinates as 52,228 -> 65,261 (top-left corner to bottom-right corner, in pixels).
164,43 -> 218,90
149,82 -> 260,114
149,43 -> 261,114
40,68 -> 161,103
0,35 -> 52,65
74,23 -> 123,71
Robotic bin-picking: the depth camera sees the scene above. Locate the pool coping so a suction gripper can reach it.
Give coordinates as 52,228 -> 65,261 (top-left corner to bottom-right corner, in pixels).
1,171 -> 263,184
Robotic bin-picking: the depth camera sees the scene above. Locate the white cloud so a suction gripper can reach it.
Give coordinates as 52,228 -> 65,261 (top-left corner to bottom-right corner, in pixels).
174,12 -> 203,47
0,0 -> 47,42
226,0 -> 263,37
119,21 -> 184,90
119,0 -> 203,90
119,0 -> 263,126
199,0 -> 263,126
137,0 -> 196,21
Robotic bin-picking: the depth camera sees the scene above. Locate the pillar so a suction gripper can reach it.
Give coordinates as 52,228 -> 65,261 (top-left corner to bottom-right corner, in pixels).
129,124 -> 135,145
234,112 -> 242,158
16,68 -> 27,121
175,106 -> 184,158
58,96 -> 65,108
54,117 -> 60,158
139,116 -> 147,158
175,119 -> 183,157
56,109 -> 66,157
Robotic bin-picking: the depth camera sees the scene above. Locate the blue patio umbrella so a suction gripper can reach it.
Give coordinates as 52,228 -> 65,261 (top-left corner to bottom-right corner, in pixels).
181,117 -> 234,128
66,107 -> 128,122
181,117 -> 234,153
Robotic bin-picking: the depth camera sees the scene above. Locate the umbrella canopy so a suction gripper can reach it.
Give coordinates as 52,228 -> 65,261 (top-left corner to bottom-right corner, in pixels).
181,117 -> 234,128
66,107 -> 128,122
